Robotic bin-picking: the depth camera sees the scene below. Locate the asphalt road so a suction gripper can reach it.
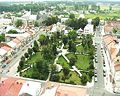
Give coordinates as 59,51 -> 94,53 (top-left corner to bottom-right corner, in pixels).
0,27 -> 46,76
88,26 -> 119,96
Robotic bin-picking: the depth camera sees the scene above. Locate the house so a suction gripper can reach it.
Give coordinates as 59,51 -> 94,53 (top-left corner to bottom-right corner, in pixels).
84,19 -> 94,34
0,43 -> 13,63
0,76 -> 43,96
103,34 -> 118,59
84,24 -> 94,34
104,21 -> 120,34
55,83 -> 87,96
0,48 -> 7,63
77,28 -> 83,35
0,18 -> 12,27
12,38 -> 22,51
64,30 -> 69,35
103,34 -> 120,93
19,81 -> 41,96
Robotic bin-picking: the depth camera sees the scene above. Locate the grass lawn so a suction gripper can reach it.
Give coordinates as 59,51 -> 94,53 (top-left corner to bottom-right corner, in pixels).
26,52 -> 43,64
22,68 -> 33,78
57,55 -> 69,68
85,13 -> 120,19
76,45 -> 84,53
66,53 -> 90,70
75,39 -> 82,44
58,71 -> 81,85
76,54 -> 90,70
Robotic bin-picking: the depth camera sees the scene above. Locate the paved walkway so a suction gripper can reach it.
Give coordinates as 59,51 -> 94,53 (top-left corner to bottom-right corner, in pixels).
72,66 -> 82,77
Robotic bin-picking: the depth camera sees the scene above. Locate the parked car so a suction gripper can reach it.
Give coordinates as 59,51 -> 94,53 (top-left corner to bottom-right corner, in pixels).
103,70 -> 106,77
94,77 -> 98,82
2,64 -> 7,68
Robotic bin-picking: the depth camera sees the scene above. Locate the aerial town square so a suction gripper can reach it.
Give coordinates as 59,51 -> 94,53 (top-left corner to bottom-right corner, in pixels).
0,0 -> 120,96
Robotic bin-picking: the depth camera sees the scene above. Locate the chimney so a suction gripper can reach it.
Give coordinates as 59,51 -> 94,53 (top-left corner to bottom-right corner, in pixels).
27,83 -> 29,86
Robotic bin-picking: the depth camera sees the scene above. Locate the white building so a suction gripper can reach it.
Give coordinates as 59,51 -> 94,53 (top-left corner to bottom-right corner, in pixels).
84,19 -> 94,34
19,81 -> 41,96
0,18 -> 12,27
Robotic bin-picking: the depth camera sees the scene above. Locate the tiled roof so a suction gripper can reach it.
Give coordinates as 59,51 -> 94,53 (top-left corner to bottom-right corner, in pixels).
104,21 -> 120,33
0,77 -> 23,96
12,38 -> 21,44
1,46 -> 12,52
0,43 -> 11,48
115,64 -> 120,71
56,85 -> 87,96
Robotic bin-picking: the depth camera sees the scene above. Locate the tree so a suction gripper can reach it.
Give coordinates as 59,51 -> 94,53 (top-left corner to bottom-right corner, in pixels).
63,67 -> 70,76
50,64 -> 57,74
52,44 -> 57,55
113,28 -> 117,34
69,13 -> 75,19
21,56 -> 25,62
33,46 -> 38,52
18,60 -> 24,71
69,56 -> 77,66
50,74 -> 60,82
42,46 -> 53,60
15,19 -> 23,27
56,31 -> 61,39
28,48 -> 32,56
33,40 -> 39,52
81,73 -> 88,85
36,60 -> 49,75
24,53 -> 29,58
39,35 -> 48,45
34,40 -> 39,47
8,30 -> 17,34
62,35 -> 68,45
89,62 -> 94,69
77,18 -> 88,29
88,70 -> 94,79
0,34 -> 5,42
68,40 -> 76,53
44,16 -> 59,26
92,17 -> 100,27
34,21 -> 39,27
68,30 -> 77,41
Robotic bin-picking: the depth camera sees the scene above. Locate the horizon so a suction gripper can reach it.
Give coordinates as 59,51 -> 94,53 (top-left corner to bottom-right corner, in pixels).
0,0 -> 120,2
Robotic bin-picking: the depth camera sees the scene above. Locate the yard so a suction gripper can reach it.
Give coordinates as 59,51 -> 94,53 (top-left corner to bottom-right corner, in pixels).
26,52 -> 43,64
58,71 -> 81,85
57,55 -> 69,68
66,53 -> 90,70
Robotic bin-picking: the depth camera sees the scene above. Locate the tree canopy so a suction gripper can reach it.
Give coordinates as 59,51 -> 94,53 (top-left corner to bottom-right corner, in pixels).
15,19 -> 23,27
43,16 -> 59,26
8,30 -> 17,34
65,17 -> 87,30
0,34 -> 5,42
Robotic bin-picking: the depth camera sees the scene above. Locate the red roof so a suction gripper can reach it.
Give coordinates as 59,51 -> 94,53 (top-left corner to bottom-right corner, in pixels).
1,46 -> 12,52
115,64 -> 120,71
56,85 -> 87,96
0,77 -> 24,96
12,38 -> 21,44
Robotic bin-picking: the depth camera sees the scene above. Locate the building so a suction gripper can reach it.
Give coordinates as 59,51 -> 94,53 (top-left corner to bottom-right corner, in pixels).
104,21 -> 120,34
84,19 -> 94,34
0,76 -> 44,96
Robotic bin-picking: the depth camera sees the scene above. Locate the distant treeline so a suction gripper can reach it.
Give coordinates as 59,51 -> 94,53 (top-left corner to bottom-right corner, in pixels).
0,3 -> 46,13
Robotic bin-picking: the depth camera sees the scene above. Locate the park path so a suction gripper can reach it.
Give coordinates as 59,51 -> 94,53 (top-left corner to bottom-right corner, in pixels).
53,43 -> 82,77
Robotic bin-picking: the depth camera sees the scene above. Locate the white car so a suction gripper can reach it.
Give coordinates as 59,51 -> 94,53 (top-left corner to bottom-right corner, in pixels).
94,77 -> 98,82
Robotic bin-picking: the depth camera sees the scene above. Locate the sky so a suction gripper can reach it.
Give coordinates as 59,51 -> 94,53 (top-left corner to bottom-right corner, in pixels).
0,0 -> 120,2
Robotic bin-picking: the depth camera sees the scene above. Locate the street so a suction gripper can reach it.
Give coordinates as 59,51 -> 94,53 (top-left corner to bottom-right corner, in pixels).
88,26 -> 119,96
0,27 -> 46,76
